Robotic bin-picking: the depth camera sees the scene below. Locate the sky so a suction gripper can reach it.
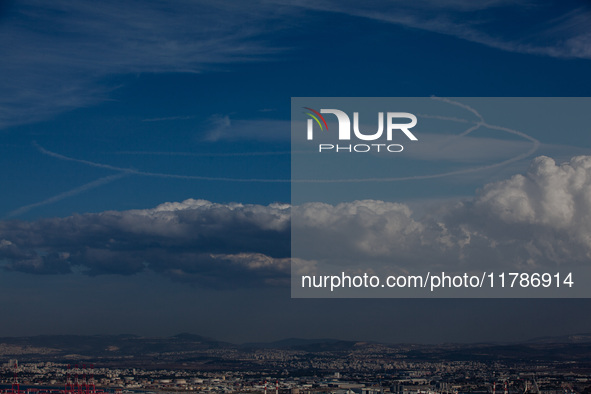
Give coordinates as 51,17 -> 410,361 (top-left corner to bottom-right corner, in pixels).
1,0 -> 591,343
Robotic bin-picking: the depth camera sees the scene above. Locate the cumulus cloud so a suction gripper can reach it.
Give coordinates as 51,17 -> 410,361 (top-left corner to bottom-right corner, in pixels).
0,199 -> 291,288
456,155 -> 591,267
2,156 -> 591,286
294,155 -> 591,273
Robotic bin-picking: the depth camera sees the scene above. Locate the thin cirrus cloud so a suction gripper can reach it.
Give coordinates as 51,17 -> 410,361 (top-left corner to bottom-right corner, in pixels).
2,155 -> 591,287
282,0 -> 591,59
1,1 -> 589,131
0,0 -> 287,129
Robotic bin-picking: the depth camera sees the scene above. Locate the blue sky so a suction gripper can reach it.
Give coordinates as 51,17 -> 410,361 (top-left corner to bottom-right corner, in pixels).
1,0 -> 591,342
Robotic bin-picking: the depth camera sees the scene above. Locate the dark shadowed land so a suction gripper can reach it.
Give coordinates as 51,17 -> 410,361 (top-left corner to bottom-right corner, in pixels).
2,332 -> 591,369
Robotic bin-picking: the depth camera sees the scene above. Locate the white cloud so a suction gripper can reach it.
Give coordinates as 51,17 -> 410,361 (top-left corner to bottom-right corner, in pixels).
466,155 -> 591,264
294,155 -> 591,272
2,156 -> 591,286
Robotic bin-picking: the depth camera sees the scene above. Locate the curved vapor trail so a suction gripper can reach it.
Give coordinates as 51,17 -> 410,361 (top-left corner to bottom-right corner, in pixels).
297,98 -> 541,183
14,98 -> 541,217
33,142 -> 135,173
416,114 -> 470,123
113,150 -> 292,157
34,143 -> 291,183
33,98 -> 540,184
432,96 -> 484,123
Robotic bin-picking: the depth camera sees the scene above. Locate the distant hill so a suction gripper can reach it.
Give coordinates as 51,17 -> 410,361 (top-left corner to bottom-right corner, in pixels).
524,333 -> 591,344
1,332 -> 591,366
241,337 -> 360,351
0,333 -> 232,361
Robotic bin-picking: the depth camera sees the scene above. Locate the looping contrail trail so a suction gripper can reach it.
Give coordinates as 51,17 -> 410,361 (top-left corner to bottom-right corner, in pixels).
34,97 -> 541,184
294,97 -> 540,183
12,98 -> 540,216
34,141 -> 291,183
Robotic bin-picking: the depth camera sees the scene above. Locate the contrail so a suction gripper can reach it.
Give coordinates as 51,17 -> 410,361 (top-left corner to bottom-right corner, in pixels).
432,96 -> 484,123
34,143 -> 292,183
113,150 -> 292,157
417,114 -> 471,123
33,141 -> 134,173
6,172 -> 130,218
298,138 -> 539,183
295,98 -> 541,183
32,98 -> 541,185
141,116 -> 195,122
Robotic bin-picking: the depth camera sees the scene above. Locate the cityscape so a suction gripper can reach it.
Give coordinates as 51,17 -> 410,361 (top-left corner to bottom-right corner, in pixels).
1,4 -> 591,394
0,334 -> 590,394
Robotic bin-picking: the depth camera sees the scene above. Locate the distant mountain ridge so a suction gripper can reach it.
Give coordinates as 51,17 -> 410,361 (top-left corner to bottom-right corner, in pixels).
241,337 -> 360,350
0,333 -> 232,360
1,332 -> 591,366
524,333 -> 591,344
